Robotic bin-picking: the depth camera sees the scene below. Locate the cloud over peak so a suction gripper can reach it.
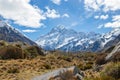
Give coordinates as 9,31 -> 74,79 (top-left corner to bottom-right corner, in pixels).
45,7 -> 60,19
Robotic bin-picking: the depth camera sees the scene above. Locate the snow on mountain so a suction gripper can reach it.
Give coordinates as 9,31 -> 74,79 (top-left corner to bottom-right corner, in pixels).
0,20 -> 36,45
36,25 -> 79,50
100,28 -> 120,48
36,26 -> 120,52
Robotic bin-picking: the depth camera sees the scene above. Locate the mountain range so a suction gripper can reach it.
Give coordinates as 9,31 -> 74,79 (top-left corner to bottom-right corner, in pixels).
0,20 -> 119,52
36,26 -> 120,52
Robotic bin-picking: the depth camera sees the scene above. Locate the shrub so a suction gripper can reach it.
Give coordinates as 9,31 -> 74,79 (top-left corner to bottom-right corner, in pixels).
95,53 -> 107,65
0,40 -> 7,46
102,62 -> 120,79
24,46 -> 44,59
7,67 -> 19,73
15,44 -> 22,48
43,63 -> 51,69
78,62 -> 93,71
0,45 -> 23,59
84,75 -> 115,80
24,46 -> 39,59
112,52 -> 120,62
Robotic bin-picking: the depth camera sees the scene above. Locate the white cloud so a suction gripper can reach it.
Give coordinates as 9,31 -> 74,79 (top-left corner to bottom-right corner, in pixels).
51,0 -> 61,5
0,0 -> 45,28
103,0 -> 120,12
100,15 -> 108,20
22,29 -> 37,33
84,0 -> 120,12
104,15 -> 120,28
62,13 -> 69,18
97,24 -> 103,29
94,15 -> 99,19
45,7 -> 60,19
94,15 -> 109,20
84,0 -> 100,11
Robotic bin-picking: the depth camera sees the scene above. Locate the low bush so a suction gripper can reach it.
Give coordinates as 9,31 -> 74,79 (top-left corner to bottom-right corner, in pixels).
95,53 -> 107,65
0,45 -> 23,59
0,40 -> 7,46
112,52 -> 120,62
78,61 -> 93,71
84,75 -> 115,80
43,63 -> 51,69
7,67 -> 19,73
23,46 -> 44,59
102,62 -> 120,79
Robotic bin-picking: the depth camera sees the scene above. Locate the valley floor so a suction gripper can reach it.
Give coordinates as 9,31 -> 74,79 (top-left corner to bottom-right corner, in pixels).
0,52 -> 119,80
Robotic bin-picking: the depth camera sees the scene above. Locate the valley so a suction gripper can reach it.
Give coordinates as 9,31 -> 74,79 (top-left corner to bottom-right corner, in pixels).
0,18 -> 120,80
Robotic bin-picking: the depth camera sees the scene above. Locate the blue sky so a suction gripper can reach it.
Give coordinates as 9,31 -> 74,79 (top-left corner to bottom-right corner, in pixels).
0,0 -> 120,41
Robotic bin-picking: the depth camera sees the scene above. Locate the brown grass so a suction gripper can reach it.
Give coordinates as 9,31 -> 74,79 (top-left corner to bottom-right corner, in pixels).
0,52 -> 98,80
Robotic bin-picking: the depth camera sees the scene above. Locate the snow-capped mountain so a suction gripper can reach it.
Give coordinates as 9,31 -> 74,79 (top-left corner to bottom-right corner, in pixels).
103,28 -> 120,48
0,20 -> 36,45
36,25 -> 120,52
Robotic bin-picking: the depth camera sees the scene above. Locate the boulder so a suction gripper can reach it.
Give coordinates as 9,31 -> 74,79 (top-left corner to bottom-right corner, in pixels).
32,66 -> 84,80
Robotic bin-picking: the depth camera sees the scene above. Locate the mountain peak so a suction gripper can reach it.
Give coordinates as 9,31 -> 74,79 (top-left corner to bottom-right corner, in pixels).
36,24 -> 120,52
0,20 -> 6,27
52,25 -> 66,31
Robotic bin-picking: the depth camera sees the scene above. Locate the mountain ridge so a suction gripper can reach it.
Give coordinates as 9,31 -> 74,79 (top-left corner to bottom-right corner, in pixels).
37,26 -> 120,52
0,20 -> 36,45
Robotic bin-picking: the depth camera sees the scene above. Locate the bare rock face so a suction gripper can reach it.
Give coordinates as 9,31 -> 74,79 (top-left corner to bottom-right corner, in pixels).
106,41 -> 120,61
32,66 -> 84,80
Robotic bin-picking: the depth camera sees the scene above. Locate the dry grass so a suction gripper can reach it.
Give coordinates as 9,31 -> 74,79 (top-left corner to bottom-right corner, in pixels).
0,53 -> 95,80
1,50 -> 119,80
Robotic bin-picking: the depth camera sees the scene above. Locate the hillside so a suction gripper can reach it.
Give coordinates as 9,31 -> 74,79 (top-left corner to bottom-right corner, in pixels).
0,20 -> 36,45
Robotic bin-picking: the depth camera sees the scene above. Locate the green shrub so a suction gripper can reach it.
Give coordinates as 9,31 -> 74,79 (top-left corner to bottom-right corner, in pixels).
24,46 -> 39,59
24,46 -> 44,59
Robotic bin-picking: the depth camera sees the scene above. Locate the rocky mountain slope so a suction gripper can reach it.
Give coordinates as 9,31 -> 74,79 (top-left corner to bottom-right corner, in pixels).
36,26 -> 120,52
106,41 -> 120,61
0,20 -> 36,45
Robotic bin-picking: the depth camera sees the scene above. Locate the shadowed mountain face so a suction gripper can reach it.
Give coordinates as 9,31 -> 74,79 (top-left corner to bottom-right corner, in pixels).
36,26 -> 120,52
0,20 -> 36,45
